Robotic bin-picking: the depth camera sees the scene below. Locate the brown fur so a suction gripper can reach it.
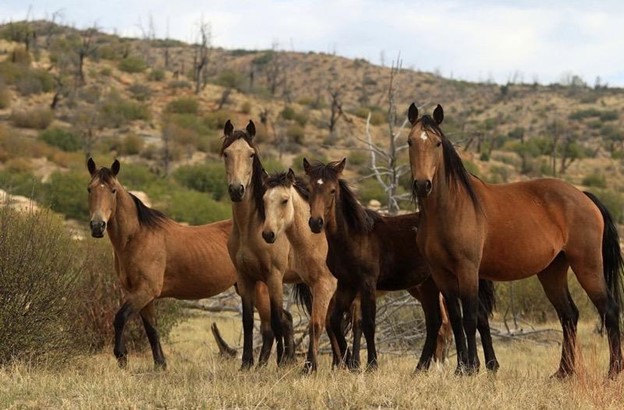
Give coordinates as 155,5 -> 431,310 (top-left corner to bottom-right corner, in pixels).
86,158 -> 272,369
407,103 -> 624,378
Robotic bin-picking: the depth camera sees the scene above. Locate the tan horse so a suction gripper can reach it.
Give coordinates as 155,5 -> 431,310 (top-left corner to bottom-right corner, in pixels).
407,103 -> 624,378
261,169 -> 339,372
222,120 -> 307,370
87,158 -> 273,369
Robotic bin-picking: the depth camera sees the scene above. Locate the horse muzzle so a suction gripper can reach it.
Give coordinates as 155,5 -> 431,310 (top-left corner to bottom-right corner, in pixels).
261,230 -> 276,244
308,217 -> 324,234
412,179 -> 432,198
90,220 -> 106,238
228,184 -> 245,202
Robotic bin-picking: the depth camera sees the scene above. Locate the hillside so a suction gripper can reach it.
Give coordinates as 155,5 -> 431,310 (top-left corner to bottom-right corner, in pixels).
1,20 -> 624,227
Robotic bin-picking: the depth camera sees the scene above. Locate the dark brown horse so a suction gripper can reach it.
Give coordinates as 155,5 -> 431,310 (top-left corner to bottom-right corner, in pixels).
303,158 -> 498,371
407,103 -> 624,378
87,158 -> 273,369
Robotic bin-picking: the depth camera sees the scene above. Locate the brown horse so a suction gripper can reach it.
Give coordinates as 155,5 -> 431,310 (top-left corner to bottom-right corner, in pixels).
222,120 -> 309,370
303,158 -> 498,371
261,169 -> 339,372
87,158 -> 273,369
407,103 -> 624,378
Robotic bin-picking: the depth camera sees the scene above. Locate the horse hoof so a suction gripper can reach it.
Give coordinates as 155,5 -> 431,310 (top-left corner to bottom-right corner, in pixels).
116,356 -> 128,369
240,361 -> 254,371
365,362 -> 378,372
154,361 -> 167,371
486,360 -> 500,373
301,362 -> 316,375
550,369 -> 573,379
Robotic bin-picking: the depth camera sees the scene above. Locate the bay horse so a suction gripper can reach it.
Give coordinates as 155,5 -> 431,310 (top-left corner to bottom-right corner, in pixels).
303,158 -> 498,371
222,120 -> 311,370
86,158 -> 273,369
260,169 -> 339,372
407,103 -> 624,378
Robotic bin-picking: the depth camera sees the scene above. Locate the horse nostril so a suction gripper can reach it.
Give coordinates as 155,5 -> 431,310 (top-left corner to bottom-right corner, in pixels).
425,180 -> 432,193
308,217 -> 324,233
262,230 -> 276,243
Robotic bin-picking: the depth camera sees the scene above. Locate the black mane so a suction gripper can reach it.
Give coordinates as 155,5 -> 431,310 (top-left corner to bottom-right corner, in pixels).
220,129 -> 266,220
419,114 -> 481,209
306,161 -> 379,234
264,171 -> 310,201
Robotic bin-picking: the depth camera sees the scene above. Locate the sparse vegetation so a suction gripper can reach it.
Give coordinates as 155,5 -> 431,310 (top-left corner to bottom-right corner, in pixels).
40,127 -> 81,152
10,106 -> 54,129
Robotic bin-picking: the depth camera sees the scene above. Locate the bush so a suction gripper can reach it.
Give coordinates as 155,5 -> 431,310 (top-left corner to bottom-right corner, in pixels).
15,68 -> 54,96
0,82 -> 10,109
582,173 -> 607,188
161,189 -> 231,225
286,124 -> 305,145
128,83 -> 152,101
0,207 -> 86,365
148,69 -> 165,81
118,56 -> 147,73
216,70 -> 246,91
203,110 -> 233,130
40,127 -> 82,152
42,170 -> 89,221
120,133 -> 144,156
173,163 -> 227,200
168,80 -> 192,90
166,97 -> 199,115
10,106 -> 54,129
100,93 -> 150,128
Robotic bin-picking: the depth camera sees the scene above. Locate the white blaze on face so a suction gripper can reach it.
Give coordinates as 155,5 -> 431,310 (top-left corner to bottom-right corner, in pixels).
316,178 -> 324,185
420,132 -> 428,141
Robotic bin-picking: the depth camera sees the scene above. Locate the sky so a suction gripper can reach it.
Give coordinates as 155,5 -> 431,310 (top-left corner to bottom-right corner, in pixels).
2,0 -> 624,87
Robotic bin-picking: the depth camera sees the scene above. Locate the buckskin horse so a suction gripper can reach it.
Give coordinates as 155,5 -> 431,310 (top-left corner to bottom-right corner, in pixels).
407,103 -> 623,378
87,158 -> 273,369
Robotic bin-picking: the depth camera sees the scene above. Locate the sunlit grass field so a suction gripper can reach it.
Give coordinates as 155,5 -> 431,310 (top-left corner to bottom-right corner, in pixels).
1,313 -> 622,409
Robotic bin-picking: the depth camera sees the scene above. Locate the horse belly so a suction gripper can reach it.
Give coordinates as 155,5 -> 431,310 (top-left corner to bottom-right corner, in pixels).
480,242 -> 560,281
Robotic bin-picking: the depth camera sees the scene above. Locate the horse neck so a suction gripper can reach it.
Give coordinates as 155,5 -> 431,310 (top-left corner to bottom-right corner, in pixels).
327,191 -> 356,243
106,187 -> 141,248
230,181 -> 261,231
284,188 -> 311,248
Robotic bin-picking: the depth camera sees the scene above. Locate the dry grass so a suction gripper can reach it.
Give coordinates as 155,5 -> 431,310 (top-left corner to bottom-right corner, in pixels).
1,314 -> 622,409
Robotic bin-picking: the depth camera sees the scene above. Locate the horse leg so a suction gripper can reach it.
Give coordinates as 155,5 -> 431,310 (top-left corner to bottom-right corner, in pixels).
349,296 -> 362,371
139,301 -> 166,370
114,288 -> 154,368
360,282 -> 378,371
537,257 -> 578,378
266,273 -> 289,366
281,307 -> 295,364
324,296 -> 342,368
254,282 -> 274,367
570,261 -> 623,378
442,291 -> 469,374
303,275 -> 337,374
437,294 -> 453,363
237,276 -> 256,370
457,272 -> 480,375
410,279 -> 443,372
477,280 -> 499,372
330,282 -> 358,369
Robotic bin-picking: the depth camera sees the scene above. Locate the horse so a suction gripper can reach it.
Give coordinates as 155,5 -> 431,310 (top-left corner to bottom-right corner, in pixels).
86,158 -> 273,369
406,103 -> 624,378
260,169 -> 339,372
303,158 -> 498,371
221,120 -> 318,371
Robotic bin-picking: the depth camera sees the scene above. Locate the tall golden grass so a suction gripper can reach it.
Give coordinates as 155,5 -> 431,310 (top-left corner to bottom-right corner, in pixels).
1,314 -> 622,409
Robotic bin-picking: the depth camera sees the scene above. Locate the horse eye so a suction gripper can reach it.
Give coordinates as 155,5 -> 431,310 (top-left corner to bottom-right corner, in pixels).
223,153 -> 228,158
407,139 -> 412,146
330,189 -> 336,195
436,141 -> 442,147
87,187 -> 91,193
281,199 -> 288,205
250,153 -> 255,159
111,188 -> 117,194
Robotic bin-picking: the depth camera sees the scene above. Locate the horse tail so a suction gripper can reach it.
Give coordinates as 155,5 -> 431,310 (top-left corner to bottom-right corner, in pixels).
584,191 -> 624,314
478,279 -> 496,317
210,323 -> 237,358
293,283 -> 313,317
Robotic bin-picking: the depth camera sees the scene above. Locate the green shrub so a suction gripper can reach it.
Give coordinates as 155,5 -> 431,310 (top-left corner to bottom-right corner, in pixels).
128,83 -> 152,101
582,173 -> 607,188
0,207 -> 86,365
118,56 -> 147,73
120,133 -> 144,155
166,97 -> 199,115
240,101 -> 252,114
286,124 -> 305,145
216,70 -> 246,91
0,169 -> 42,199
100,93 -> 150,127
11,46 -> 32,65
168,80 -> 192,89
10,106 -> 54,129
15,68 -> 54,96
203,110 -> 233,130
173,163 -> 227,200
42,170 -> 89,221
40,127 -> 82,152
148,69 -> 165,81
0,83 -> 10,109
159,189 -> 231,225
357,178 -> 387,206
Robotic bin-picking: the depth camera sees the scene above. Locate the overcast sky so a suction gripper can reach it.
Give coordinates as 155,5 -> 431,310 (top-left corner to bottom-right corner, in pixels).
2,0 -> 624,87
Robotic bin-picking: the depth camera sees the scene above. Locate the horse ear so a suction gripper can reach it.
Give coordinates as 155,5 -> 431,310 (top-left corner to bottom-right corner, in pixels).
335,158 -> 346,175
87,157 -> 96,176
224,120 -> 234,136
261,169 -> 270,185
303,158 -> 311,175
286,168 -> 296,184
433,104 -> 444,125
408,103 -> 418,125
246,120 -> 256,139
111,159 -> 120,176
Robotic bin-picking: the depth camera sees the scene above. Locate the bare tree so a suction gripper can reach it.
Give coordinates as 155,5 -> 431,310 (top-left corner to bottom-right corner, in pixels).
193,20 -> 211,94
354,57 -> 410,214
266,41 -> 282,96
76,25 -> 99,86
